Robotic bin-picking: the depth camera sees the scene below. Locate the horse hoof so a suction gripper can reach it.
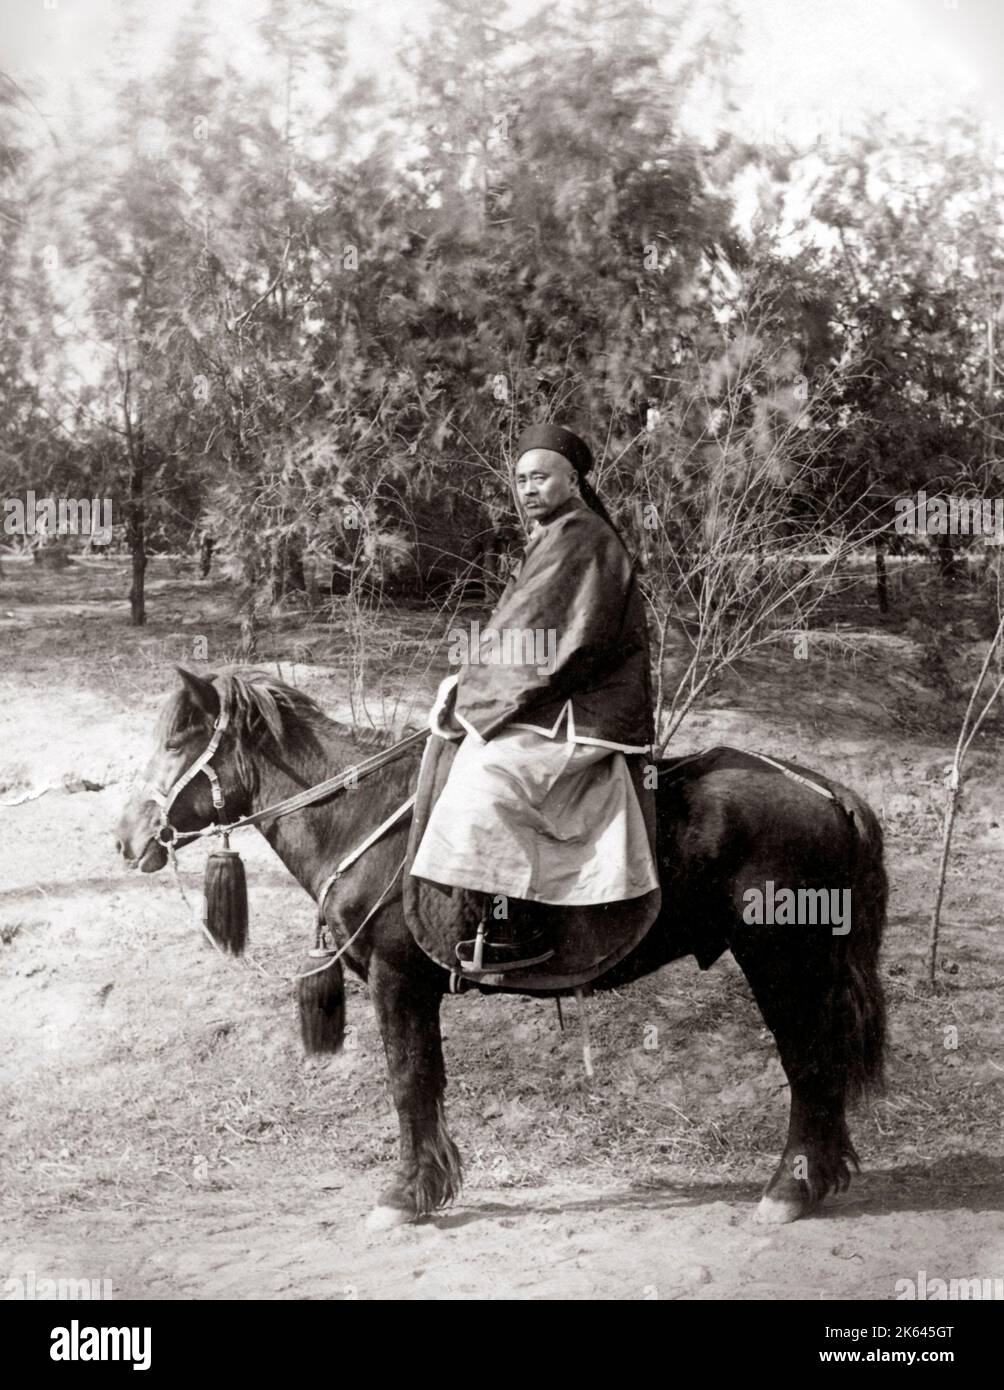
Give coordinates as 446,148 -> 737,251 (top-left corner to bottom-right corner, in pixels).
755,1192 -> 805,1225
365,1204 -> 414,1232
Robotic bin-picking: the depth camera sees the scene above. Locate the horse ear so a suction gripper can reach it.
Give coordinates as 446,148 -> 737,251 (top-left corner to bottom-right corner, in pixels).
175,666 -> 219,718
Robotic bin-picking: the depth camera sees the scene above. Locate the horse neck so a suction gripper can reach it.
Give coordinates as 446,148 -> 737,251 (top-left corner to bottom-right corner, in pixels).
246,717 -> 417,902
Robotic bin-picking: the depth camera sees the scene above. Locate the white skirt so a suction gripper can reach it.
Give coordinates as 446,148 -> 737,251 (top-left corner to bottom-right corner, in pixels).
409,728 -> 659,905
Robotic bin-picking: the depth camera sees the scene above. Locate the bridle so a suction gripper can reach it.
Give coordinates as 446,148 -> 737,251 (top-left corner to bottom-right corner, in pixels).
144,707 -> 429,882
148,711 -> 232,848
140,708 -> 430,981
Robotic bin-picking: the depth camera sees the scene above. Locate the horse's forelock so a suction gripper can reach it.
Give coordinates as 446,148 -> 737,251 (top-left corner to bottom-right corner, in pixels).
156,687 -> 200,742
213,668 -> 326,752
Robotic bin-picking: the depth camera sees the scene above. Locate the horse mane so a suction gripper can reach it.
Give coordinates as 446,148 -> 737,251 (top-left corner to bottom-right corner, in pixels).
169,665 -> 392,765
216,668 -> 330,746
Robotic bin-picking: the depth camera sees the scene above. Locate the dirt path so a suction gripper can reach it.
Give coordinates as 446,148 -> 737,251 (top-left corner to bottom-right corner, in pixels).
5,1172 -> 1001,1301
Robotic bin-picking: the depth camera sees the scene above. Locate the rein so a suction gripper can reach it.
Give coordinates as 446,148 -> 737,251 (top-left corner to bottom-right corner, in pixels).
152,723 -> 430,849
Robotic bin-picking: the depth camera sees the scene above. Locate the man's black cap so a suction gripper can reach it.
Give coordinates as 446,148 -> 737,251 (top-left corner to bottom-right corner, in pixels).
515,423 -> 593,477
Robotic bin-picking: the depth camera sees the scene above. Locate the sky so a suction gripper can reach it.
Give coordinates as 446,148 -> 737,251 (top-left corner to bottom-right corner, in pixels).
0,0 -> 1000,148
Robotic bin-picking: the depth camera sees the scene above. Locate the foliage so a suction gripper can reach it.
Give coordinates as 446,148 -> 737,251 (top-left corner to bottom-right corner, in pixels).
0,0 -> 1000,657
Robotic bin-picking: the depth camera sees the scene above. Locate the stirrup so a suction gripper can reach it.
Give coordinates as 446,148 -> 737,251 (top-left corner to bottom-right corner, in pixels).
455,917 -> 554,975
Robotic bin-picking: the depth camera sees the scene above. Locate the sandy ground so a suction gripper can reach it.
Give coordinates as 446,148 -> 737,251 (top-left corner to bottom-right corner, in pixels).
7,1172 -> 1003,1302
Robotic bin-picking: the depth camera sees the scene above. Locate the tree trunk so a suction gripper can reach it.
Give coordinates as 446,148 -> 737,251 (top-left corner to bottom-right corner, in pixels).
129,469 -> 146,625
121,368 -> 146,626
269,534 -> 306,602
480,533 -> 500,599
936,532 -> 959,586
239,609 -> 257,660
929,774 -> 959,990
874,538 -> 889,613
303,558 -> 320,608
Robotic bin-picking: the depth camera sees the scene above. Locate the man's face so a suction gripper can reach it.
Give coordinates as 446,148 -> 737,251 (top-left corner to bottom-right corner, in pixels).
514,449 -> 579,522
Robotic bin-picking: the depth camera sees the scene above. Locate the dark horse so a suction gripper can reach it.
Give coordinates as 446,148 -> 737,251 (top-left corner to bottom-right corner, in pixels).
116,667 -> 887,1230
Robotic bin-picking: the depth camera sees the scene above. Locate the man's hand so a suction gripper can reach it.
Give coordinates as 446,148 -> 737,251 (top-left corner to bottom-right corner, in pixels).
429,674 -> 464,740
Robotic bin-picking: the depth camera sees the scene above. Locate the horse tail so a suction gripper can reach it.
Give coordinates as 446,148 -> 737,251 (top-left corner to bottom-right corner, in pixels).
832,787 -> 888,1103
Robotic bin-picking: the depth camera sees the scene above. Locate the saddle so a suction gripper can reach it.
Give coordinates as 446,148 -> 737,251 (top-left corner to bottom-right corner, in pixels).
403,736 -> 661,991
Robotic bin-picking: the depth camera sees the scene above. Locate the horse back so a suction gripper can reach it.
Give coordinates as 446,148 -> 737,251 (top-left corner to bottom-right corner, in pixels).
656,745 -> 881,870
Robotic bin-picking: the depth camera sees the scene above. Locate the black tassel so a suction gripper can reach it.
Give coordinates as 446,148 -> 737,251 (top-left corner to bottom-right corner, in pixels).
297,948 -> 345,1055
203,836 -> 248,956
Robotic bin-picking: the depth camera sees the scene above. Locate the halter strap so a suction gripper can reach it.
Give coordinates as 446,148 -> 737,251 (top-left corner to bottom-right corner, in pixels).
152,711 -> 231,845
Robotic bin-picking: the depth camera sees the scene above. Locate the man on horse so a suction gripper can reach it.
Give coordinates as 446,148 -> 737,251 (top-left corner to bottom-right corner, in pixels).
410,423 -> 658,973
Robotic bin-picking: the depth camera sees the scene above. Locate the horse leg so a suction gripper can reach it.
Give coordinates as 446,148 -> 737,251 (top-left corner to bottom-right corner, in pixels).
365,957 -> 461,1230
730,933 -> 860,1224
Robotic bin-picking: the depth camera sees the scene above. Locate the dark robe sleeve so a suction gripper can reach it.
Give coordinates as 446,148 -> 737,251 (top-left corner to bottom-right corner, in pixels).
454,510 -> 633,740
